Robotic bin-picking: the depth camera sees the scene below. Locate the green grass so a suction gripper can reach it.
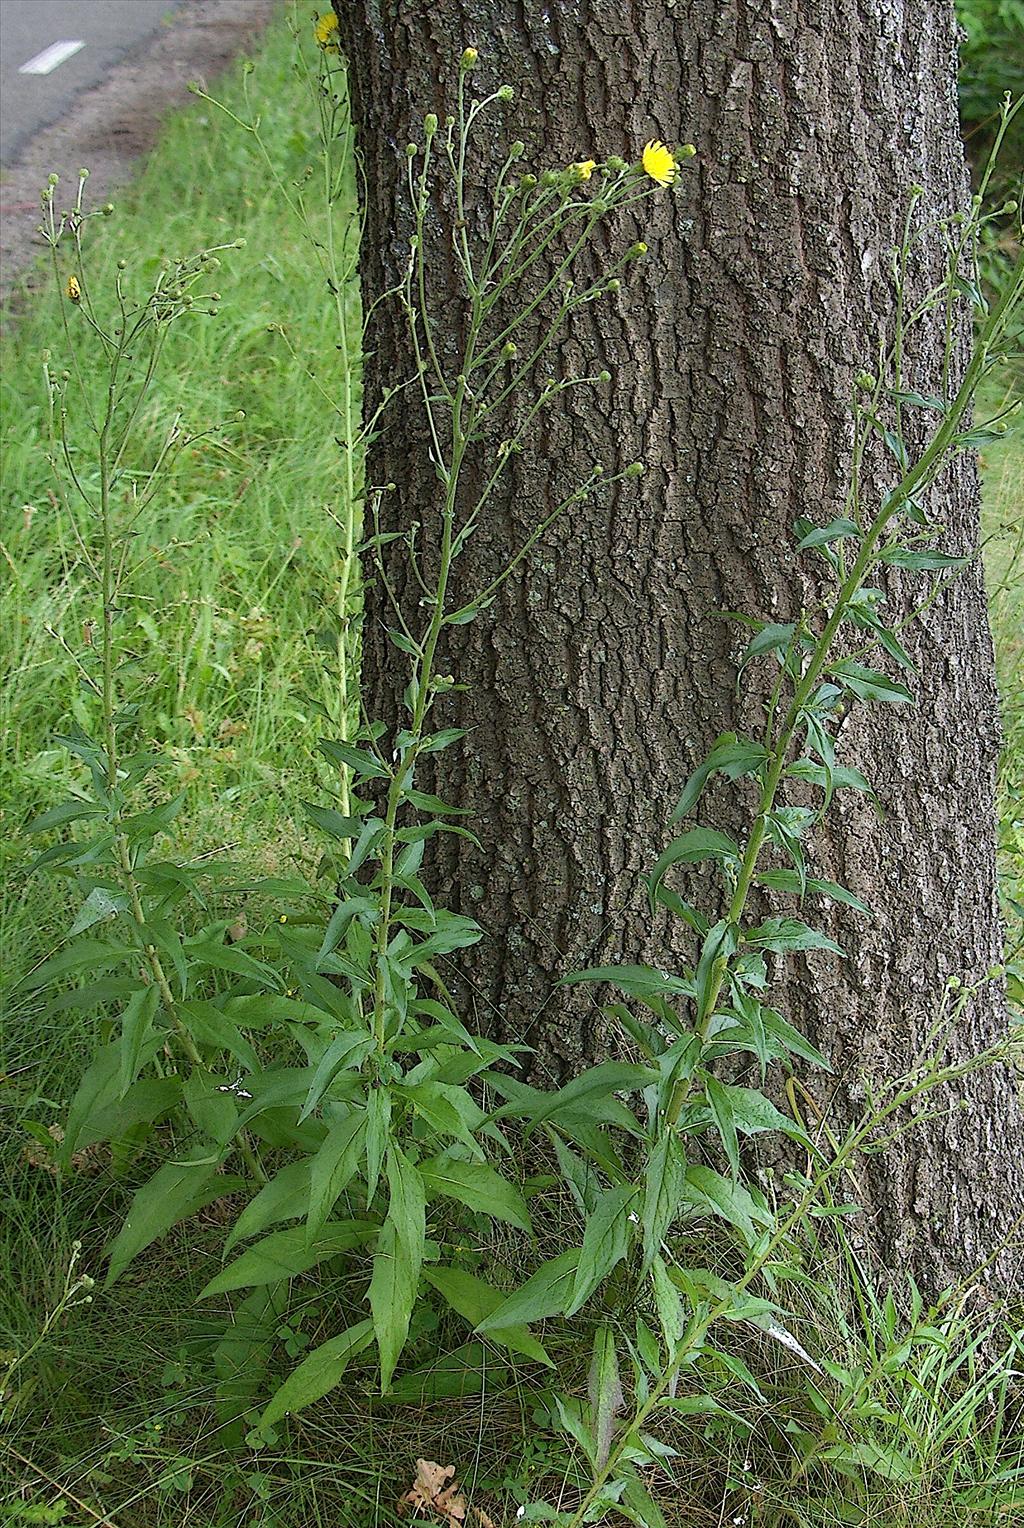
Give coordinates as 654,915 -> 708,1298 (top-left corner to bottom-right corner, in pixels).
0,9 -> 1022,1526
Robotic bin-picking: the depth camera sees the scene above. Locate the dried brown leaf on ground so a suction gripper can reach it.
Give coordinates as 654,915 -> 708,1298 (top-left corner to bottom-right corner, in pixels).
398,1460 -> 496,1527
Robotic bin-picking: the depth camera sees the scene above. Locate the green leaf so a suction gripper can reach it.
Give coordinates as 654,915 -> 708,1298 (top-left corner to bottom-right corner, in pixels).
26,800 -> 105,834
649,828 -> 740,905
183,1066 -> 239,1146
562,965 -> 693,1000
795,518 -> 861,551
715,1083 -> 807,1142
386,1144 -> 426,1265
682,1164 -> 771,1243
423,1267 -> 553,1366
745,918 -> 844,956
588,1324 -> 623,1472
63,1040 -> 123,1159
739,622 -> 797,671
510,1062 -> 658,1135
620,1474 -> 669,1528
670,734 -> 768,825
72,1077 -> 180,1156
226,1160 -> 311,1252
364,1086 -> 391,1203
418,1154 -> 531,1232
368,1220 -> 419,1393
117,985 -> 160,1098
105,1154 -> 243,1286
199,1220 -> 377,1298
566,1184 -> 636,1316
308,1111 -> 366,1238
760,1006 -> 831,1071
828,661 -> 914,705
300,803 -> 362,841
258,1319 -> 374,1431
17,939 -> 134,994
69,886 -> 129,938
317,739 -> 390,779
179,1000 -> 260,1072
703,1073 -> 740,1177
400,1080 -> 484,1154
475,1250 -> 580,1333
641,1130 -> 685,1271
756,870 -> 869,915
185,939 -> 283,987
648,1254 -> 684,1358
878,547 -> 968,571
299,1031 -> 374,1122
384,1341 -> 497,1403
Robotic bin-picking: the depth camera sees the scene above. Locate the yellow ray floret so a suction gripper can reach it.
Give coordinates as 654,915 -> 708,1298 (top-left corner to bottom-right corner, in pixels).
571,159 -> 598,180
642,140 -> 677,187
314,12 -> 340,50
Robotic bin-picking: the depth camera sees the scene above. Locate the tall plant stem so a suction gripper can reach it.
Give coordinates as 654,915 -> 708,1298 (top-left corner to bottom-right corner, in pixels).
666,260 -> 1022,1127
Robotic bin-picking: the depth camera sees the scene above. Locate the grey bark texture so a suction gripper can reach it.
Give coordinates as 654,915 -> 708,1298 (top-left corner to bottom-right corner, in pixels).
334,0 -> 1024,1297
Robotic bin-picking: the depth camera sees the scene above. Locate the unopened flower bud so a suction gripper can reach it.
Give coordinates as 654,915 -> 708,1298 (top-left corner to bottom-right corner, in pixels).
460,47 -> 478,70
606,278 -> 620,293
520,173 -> 537,189
509,140 -> 524,159
541,170 -> 560,187
625,461 -> 645,478
102,204 -> 114,216
47,173 -> 59,186
497,85 -> 514,103
117,258 -> 127,270
501,341 -> 517,358
678,142 -> 697,160
599,370 -> 612,383
627,241 -> 648,259
233,410 -> 246,421
606,156 -> 627,173
406,142 -> 418,157
855,371 -> 876,392
424,112 -> 438,136
78,168 -> 89,180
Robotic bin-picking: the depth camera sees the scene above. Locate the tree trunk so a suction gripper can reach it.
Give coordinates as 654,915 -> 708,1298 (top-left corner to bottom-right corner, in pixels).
335,0 -> 1024,1296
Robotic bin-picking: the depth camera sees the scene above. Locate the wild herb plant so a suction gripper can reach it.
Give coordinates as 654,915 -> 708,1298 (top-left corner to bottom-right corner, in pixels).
495,105 -> 1023,1526
26,40 -> 690,1440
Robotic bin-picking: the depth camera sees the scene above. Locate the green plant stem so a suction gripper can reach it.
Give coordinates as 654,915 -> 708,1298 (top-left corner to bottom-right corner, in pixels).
568,1043 -> 1000,1527
666,258 -> 1022,1127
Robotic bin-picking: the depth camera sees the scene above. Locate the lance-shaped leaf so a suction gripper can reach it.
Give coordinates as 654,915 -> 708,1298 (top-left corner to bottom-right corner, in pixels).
670,733 -> 769,826
588,1324 -> 623,1472
682,1164 -> 772,1244
258,1319 -> 375,1431
475,1250 -> 581,1333
199,1219 -> 377,1298
106,1153 -> 243,1286
828,660 -> 915,705
648,829 -> 741,907
566,1184 -> 637,1316
418,1154 -> 531,1232
641,1130 -> 686,1271
423,1266 -> 553,1367
307,1110 -> 366,1238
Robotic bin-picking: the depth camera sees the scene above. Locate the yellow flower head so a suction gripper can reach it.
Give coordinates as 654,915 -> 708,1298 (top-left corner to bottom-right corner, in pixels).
314,11 -> 340,50
642,140 -> 677,187
66,274 -> 81,303
571,159 -> 598,181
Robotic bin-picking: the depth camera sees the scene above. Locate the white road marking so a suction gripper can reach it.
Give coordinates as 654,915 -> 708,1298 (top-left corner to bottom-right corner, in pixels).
18,40 -> 86,76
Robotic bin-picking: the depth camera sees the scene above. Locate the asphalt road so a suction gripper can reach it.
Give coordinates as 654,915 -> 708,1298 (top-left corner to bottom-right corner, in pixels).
1,0 -> 183,164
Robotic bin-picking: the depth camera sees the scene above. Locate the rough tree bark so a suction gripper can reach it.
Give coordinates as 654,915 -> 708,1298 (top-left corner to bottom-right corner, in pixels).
334,0 -> 1024,1296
